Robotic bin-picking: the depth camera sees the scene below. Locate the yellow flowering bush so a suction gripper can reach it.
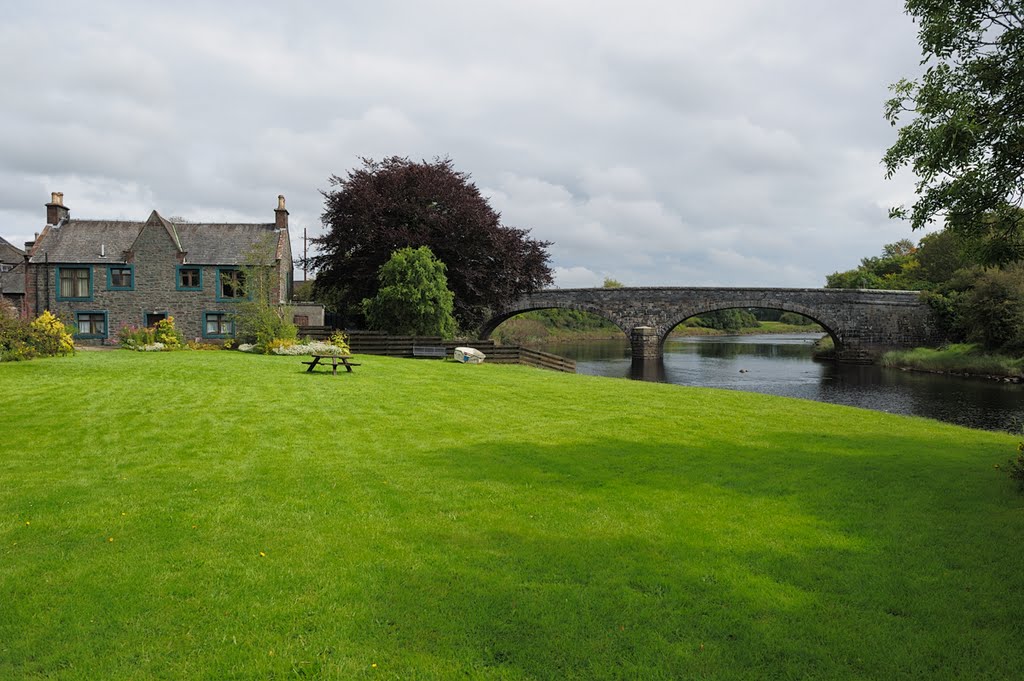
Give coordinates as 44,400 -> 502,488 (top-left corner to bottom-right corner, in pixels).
29,311 -> 74,357
153,317 -> 183,348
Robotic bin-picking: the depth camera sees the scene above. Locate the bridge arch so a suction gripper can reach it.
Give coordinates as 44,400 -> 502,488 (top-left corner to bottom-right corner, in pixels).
659,299 -> 842,353
479,304 -> 630,341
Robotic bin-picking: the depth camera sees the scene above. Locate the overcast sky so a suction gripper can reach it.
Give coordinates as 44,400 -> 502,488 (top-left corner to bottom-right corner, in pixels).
0,0 -> 926,287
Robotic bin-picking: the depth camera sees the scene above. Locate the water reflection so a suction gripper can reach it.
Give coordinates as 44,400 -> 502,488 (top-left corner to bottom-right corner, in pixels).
630,357 -> 667,382
539,334 -> 1024,432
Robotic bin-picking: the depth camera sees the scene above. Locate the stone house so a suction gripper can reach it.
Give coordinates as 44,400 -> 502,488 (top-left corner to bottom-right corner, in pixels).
23,192 -> 293,343
0,235 -> 26,310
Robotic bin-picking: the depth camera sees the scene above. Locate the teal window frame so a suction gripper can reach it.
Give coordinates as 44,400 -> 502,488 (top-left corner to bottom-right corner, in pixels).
202,311 -> 234,339
106,265 -> 134,291
176,265 -> 203,291
55,265 -> 93,301
74,310 -> 108,339
215,267 -> 247,301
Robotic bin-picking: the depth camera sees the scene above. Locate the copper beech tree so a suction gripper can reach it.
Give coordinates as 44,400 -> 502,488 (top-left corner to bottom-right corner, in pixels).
310,157 -> 553,330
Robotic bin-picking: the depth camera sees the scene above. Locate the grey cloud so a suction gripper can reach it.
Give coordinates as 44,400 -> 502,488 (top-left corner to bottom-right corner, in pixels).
0,0 -> 928,290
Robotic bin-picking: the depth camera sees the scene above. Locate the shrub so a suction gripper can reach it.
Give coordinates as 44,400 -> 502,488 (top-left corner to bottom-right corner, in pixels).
29,311 -> 74,357
119,325 -> 156,350
153,317 -> 183,349
1001,441 -> 1024,492
186,341 -> 221,351
1,304 -> 35,361
956,264 -> 1024,353
328,331 -> 350,355
120,320 -> 182,352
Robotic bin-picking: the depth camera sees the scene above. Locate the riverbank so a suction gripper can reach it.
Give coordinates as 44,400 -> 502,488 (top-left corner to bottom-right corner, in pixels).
882,343 -> 1024,382
2,351 -> 1022,679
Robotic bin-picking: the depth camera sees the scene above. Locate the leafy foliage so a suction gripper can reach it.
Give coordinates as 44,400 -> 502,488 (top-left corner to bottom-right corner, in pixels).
956,262 -> 1024,352
363,246 -> 457,337
0,304 -> 35,361
884,0 -> 1024,263
690,308 -> 759,332
312,156 -> 553,329
29,311 -> 75,357
232,235 -> 298,353
828,230 -> 1024,353
1004,440 -> 1024,491
826,239 -> 927,290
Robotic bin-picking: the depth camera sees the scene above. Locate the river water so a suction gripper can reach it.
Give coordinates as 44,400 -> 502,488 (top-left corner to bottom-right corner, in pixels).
538,334 -> 1024,432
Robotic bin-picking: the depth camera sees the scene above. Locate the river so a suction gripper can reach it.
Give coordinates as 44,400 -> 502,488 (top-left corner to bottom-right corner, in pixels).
538,333 -> 1024,432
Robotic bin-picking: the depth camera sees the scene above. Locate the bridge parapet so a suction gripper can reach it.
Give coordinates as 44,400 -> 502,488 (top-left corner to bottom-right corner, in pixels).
482,287 -> 943,364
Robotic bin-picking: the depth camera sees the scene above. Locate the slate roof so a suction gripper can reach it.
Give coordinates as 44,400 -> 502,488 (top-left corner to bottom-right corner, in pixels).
0,235 -> 25,262
0,262 -> 25,295
28,213 -> 283,265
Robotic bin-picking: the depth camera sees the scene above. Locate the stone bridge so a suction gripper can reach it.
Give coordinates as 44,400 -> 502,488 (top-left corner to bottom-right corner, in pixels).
480,287 -> 941,363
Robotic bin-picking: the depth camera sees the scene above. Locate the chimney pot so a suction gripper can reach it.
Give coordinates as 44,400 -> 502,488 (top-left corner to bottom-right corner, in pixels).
46,192 -> 69,225
274,194 -> 289,230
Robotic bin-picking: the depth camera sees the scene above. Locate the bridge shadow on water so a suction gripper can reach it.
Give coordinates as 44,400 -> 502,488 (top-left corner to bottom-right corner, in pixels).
630,358 -> 668,382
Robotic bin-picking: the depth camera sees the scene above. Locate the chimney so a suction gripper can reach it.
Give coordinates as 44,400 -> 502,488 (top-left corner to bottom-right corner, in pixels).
275,194 -> 288,230
46,192 -> 69,225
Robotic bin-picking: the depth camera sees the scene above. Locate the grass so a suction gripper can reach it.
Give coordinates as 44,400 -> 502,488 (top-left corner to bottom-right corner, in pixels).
1,351 -> 1022,679
882,343 -> 1024,379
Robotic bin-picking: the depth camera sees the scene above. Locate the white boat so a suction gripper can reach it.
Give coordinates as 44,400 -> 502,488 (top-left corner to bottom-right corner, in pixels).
453,346 -> 486,364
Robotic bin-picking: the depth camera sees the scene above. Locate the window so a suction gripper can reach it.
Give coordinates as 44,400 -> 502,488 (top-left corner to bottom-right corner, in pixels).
145,312 -> 167,327
217,268 -> 245,300
204,312 -> 232,337
177,266 -> 202,291
107,266 -> 134,290
75,311 -> 107,338
0,263 -> 11,273
57,267 -> 91,300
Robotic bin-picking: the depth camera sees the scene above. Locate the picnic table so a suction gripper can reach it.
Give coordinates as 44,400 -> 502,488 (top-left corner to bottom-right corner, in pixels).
302,354 -> 361,375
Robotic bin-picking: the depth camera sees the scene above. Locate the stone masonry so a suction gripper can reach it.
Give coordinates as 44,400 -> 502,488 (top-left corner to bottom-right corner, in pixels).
24,193 -> 292,344
481,287 -> 943,363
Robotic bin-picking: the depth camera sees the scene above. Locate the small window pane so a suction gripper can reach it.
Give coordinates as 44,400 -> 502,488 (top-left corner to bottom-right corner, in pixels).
60,268 -> 90,298
180,268 -> 200,288
110,268 -> 132,288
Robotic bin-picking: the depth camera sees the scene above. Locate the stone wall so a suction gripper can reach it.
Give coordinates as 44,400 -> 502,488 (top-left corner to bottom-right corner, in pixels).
27,260 -> 245,344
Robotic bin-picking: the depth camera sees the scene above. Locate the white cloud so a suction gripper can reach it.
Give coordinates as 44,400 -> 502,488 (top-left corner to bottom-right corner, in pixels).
0,0 -> 927,288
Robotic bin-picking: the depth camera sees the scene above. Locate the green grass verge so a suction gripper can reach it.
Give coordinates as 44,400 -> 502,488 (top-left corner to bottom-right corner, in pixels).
2,351 -> 1022,679
882,343 -> 1024,379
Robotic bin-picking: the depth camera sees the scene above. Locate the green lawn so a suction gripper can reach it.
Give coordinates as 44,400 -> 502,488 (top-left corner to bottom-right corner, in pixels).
1,351 -> 1021,679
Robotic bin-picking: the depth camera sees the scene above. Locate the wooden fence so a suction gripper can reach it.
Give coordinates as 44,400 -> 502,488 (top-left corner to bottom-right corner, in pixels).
297,327 -> 575,373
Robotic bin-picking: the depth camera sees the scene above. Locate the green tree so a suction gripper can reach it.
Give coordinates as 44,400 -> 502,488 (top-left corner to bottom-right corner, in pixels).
884,1 -> 1024,263
312,157 -> 552,328
362,246 -> 457,337
956,262 -> 1024,352
826,240 -> 927,290
232,235 -> 297,351
692,309 -> 759,331
602,277 -> 624,288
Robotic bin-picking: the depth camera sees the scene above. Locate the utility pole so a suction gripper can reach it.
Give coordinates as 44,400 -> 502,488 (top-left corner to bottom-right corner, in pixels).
303,228 -> 308,282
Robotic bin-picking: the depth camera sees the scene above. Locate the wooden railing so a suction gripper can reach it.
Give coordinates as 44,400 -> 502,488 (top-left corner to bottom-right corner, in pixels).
297,327 -> 575,373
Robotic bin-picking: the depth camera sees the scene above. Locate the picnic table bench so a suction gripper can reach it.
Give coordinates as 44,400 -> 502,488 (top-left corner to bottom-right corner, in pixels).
302,354 -> 361,375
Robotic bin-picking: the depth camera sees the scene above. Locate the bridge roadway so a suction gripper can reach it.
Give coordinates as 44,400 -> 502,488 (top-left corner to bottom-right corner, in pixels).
480,287 -> 941,363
